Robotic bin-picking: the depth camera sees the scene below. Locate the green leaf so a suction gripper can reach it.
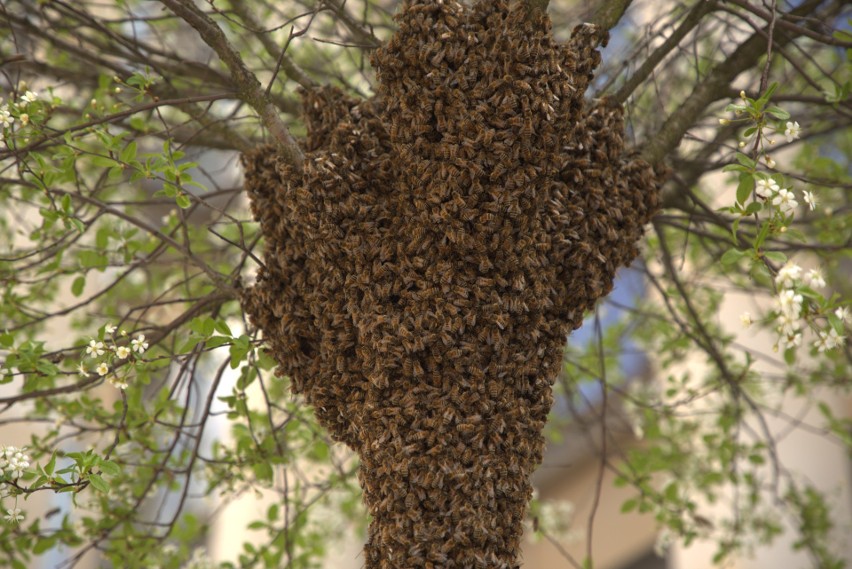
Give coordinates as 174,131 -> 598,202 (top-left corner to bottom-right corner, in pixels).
205,336 -> 231,349
71,275 -> 86,297
755,82 -> 778,110
78,251 -> 109,270
744,202 -> 762,215
0,332 -> 14,348
253,462 -> 273,483
95,227 -> 111,249
33,536 -> 57,555
763,251 -> 787,264
120,141 -> 137,163
214,319 -> 232,336
721,249 -> 747,266
735,153 -> 756,169
90,155 -> 118,168
175,193 -> 191,209
736,175 -> 753,206
88,473 -> 110,493
180,336 -> 203,354
766,106 -> 790,120
44,452 -> 57,476
98,460 -> 121,478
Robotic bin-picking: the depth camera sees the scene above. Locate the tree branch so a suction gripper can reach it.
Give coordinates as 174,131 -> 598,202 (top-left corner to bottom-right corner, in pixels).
612,0 -> 718,105
159,0 -> 304,168
590,0 -> 634,31
321,0 -> 382,48
640,0 -> 840,166
228,0 -> 319,90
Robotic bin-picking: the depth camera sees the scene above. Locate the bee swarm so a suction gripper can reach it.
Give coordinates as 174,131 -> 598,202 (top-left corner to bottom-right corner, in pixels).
242,1 -> 662,567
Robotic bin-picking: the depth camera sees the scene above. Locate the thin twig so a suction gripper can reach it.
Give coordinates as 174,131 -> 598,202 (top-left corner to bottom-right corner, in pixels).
159,0 -> 304,168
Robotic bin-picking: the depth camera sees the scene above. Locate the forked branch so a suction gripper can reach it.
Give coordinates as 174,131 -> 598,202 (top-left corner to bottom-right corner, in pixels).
159,0 -> 305,169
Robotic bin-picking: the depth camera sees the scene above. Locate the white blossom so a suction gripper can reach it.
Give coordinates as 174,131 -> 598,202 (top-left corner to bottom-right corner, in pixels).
803,190 -> 817,211
740,312 -> 754,328
77,363 -> 89,377
805,268 -> 825,288
131,334 -> 148,354
105,324 -> 117,335
815,328 -> 846,352
21,91 -> 38,104
86,340 -> 105,357
1,446 -> 31,479
779,331 -> 802,351
775,289 -> 803,319
784,120 -> 800,143
4,508 -> 24,524
0,109 -> 13,128
19,113 -> 29,126
115,346 -> 131,359
774,262 -> 802,289
835,307 -> 850,323
765,155 -> 776,169
778,313 -> 800,336
96,362 -> 109,376
772,188 -> 798,213
755,178 -> 780,199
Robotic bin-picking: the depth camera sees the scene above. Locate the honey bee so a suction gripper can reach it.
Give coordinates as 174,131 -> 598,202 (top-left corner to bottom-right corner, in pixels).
405,491 -> 419,509
439,331 -> 453,346
494,313 -> 509,330
516,78 -> 533,93
520,117 -> 534,140
489,164 -> 507,181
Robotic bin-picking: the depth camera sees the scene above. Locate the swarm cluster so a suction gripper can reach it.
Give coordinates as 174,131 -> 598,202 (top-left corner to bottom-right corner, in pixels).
242,1 -> 662,567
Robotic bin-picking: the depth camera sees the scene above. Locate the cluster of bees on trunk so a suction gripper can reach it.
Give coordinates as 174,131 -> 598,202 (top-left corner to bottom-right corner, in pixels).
242,1 -> 662,567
